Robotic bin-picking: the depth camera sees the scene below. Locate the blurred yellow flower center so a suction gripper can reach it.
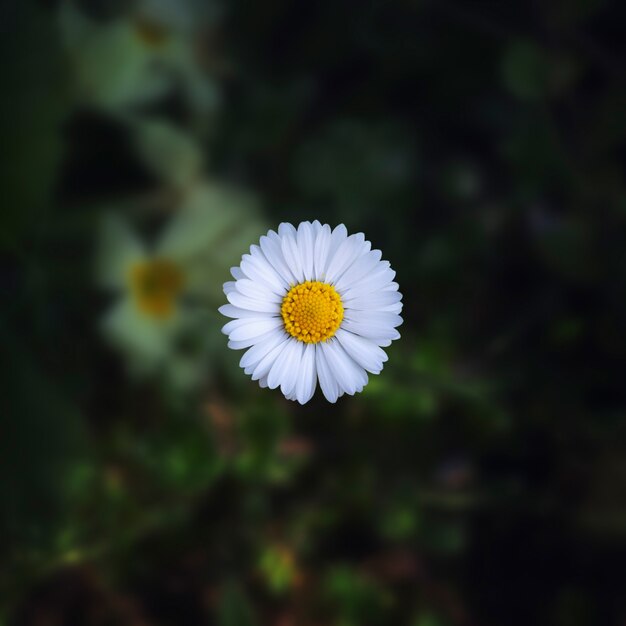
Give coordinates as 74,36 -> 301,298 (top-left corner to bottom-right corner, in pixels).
281,281 -> 343,343
134,18 -> 170,48
129,259 -> 184,319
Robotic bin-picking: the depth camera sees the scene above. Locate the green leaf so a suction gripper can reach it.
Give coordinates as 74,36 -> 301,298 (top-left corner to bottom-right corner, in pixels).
217,581 -> 257,626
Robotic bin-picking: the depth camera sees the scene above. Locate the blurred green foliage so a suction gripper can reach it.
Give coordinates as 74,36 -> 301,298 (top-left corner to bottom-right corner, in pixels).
2,0 -> 626,625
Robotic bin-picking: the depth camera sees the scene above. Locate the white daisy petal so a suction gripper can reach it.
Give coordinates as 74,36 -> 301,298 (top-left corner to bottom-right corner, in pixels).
334,249 -> 382,293
223,281 -> 237,295
352,326 -> 401,346
341,264 -> 396,299
260,231 -> 296,285
313,223 -> 332,280
316,344 -> 339,403
335,329 -> 388,374
379,302 -> 404,314
240,328 -> 288,372
325,233 -> 369,285
281,234 -> 306,284
344,290 -> 402,310
297,221 -> 315,281
228,328 -> 280,350
231,266 -> 246,280
278,222 -> 297,238
311,220 -> 322,237
295,343 -> 317,404
218,304 -> 274,319
321,339 -> 368,396
280,340 -> 305,395
267,338 -> 300,391
251,337 -> 291,381
235,278 -> 282,303
344,310 -> 403,328
222,317 -> 284,342
341,319 -> 402,341
227,290 -> 281,313
241,249 -> 287,294
321,223 -> 348,278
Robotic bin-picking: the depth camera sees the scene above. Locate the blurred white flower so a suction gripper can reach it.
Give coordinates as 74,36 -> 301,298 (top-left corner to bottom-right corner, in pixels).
59,0 -> 219,112
97,181 -> 264,390
130,117 -> 204,190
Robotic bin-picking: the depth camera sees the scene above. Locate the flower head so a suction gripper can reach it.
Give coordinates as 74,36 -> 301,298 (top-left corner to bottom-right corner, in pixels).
220,222 -> 403,404
97,182 -> 263,390
59,0 -> 218,112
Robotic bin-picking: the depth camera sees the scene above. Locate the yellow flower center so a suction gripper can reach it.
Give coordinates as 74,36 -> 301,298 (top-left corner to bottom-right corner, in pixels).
281,281 -> 344,343
134,18 -> 170,48
129,259 -> 184,319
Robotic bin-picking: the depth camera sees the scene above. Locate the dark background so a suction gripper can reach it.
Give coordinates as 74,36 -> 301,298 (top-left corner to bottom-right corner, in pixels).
2,0 -> 626,624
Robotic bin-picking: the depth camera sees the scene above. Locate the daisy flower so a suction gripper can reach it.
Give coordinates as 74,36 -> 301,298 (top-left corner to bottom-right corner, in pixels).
59,0 -> 218,113
220,222 -> 403,404
97,182 -> 263,389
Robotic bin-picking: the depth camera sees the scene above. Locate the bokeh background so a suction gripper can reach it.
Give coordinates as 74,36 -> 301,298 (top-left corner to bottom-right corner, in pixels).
2,0 -> 626,624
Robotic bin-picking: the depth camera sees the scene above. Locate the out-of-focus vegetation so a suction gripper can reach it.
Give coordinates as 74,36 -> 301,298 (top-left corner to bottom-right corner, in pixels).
1,1 -> 626,624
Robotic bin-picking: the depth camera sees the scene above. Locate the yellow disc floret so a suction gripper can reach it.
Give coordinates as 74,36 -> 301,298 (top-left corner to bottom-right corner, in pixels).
129,258 -> 184,319
281,281 -> 344,343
